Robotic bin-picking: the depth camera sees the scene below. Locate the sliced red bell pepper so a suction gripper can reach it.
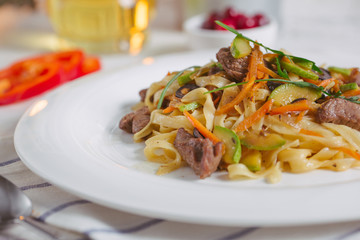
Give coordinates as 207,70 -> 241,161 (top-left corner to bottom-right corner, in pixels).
0,50 -> 101,106
44,50 -> 85,81
81,57 -> 101,76
0,60 -> 62,105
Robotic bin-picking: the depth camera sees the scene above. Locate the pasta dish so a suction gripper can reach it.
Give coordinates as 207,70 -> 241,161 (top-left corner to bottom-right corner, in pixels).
119,21 -> 360,183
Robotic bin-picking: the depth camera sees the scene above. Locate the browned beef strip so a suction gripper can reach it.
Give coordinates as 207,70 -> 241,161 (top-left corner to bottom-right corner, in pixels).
316,98 -> 360,131
139,88 -> 148,102
174,128 -> 223,179
119,106 -> 150,134
119,112 -> 135,133
208,65 -> 222,75
216,47 -> 249,82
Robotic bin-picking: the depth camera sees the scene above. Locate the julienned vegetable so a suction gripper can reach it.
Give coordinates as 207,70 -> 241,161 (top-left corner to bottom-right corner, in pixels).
179,102 -> 201,112
269,83 -> 322,106
280,60 -> 319,80
241,132 -> 286,151
0,50 -> 101,105
328,66 -> 352,76
213,126 -> 241,164
177,71 -> 196,85
230,36 -> 252,58
240,150 -> 262,172
340,83 -> 358,92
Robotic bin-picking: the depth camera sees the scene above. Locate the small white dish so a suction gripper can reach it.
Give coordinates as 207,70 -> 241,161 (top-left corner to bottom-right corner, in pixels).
183,14 -> 278,50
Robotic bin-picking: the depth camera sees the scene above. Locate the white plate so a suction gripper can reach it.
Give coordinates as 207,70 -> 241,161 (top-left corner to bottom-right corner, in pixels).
14,50 -> 360,227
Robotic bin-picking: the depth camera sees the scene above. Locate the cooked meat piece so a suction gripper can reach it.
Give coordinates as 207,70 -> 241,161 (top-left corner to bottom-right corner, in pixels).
174,128 -> 223,179
208,65 -> 222,75
119,112 -> 135,133
193,128 -> 204,139
132,113 -> 150,133
119,106 -> 150,134
216,47 -> 249,82
318,68 -> 332,81
139,88 -> 148,102
316,98 -> 360,131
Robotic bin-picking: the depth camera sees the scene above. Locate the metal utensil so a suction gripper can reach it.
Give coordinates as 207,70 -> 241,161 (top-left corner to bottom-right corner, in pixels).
0,175 -> 89,240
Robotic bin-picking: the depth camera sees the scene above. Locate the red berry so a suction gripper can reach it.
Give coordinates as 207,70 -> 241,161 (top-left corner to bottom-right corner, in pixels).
253,13 -> 269,26
243,17 -> 256,29
215,18 -> 236,30
235,14 -> 247,29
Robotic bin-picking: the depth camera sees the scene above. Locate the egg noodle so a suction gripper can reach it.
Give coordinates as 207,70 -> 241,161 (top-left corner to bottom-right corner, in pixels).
124,32 -> 360,184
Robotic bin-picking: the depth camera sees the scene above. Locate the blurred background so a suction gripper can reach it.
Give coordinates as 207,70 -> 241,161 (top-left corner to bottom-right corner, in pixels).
0,0 -> 359,67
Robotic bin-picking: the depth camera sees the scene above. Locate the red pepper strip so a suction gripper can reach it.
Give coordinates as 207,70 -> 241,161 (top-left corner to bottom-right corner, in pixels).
81,57 -> 101,76
0,61 -> 62,105
42,50 -> 85,81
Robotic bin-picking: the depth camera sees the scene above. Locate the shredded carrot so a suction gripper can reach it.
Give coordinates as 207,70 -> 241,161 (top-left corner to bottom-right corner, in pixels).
249,44 -> 261,77
299,128 -> 323,137
303,77 -> 335,88
333,79 -> 340,92
213,94 -> 221,106
269,100 -> 310,115
303,78 -> 321,85
183,110 -> 221,145
257,70 -> 265,79
257,64 -> 281,79
281,56 -> 293,63
234,99 -> 274,133
295,110 -> 307,123
162,106 -> 176,114
263,53 -> 278,59
336,147 -> 360,160
216,47 -> 261,115
317,78 -> 335,87
216,75 -> 255,115
342,89 -> 360,97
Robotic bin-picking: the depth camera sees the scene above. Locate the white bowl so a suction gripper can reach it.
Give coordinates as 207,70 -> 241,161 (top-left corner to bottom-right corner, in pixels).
183,14 -> 278,50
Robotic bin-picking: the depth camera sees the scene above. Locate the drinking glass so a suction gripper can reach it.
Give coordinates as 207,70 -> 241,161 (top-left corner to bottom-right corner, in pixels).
47,0 -> 156,54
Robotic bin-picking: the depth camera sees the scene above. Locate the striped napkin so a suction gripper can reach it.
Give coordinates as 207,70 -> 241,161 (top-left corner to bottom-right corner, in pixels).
1,135 -> 360,240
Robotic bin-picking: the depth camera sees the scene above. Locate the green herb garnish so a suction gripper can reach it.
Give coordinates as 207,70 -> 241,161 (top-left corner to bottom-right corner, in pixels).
215,20 -> 322,74
275,57 -> 289,79
157,66 -> 200,109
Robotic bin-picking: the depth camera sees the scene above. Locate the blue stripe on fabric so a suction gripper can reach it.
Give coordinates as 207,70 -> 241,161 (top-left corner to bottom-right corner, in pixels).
37,200 -> 90,222
218,227 -> 259,240
336,226 -> 360,240
0,158 -> 20,167
20,182 -> 52,191
84,219 -> 164,235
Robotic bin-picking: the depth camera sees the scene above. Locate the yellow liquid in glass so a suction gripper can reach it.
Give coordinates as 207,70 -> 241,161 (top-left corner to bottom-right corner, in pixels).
48,0 -> 155,54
